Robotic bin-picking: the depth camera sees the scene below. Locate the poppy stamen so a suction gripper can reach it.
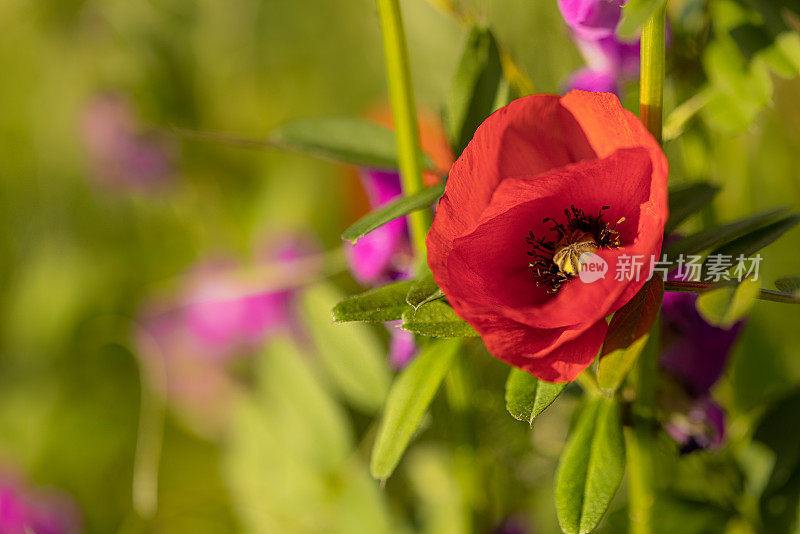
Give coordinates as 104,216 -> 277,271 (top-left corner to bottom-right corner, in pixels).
527,204 -> 623,293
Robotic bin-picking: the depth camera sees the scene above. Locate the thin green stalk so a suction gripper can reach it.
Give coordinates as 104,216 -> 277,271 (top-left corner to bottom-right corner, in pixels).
639,3 -> 667,143
627,6 -> 668,534
376,0 -> 430,272
626,320 -> 660,534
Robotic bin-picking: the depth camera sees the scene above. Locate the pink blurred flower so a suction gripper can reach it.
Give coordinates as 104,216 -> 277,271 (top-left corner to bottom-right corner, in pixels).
0,474 -> 80,534
80,93 -> 174,192
558,0 -> 641,95
557,0 -> 626,39
136,235 -> 319,435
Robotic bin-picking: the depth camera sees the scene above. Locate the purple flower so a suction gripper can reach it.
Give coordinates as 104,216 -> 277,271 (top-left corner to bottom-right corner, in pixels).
558,0 -> 626,38
558,0 -> 641,95
658,290 -> 745,452
564,68 -> 619,94
661,292 -> 744,396
346,169 -> 413,285
664,397 -> 726,454
80,94 -> 174,192
0,476 -> 81,534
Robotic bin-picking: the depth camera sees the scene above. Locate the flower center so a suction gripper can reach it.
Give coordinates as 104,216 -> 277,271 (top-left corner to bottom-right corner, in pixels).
526,205 -> 624,293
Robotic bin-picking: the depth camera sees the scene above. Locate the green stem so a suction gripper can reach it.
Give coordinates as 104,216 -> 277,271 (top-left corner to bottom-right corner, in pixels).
376,0 -> 431,272
626,320 -> 660,534
639,2 -> 667,144
627,6 -> 668,534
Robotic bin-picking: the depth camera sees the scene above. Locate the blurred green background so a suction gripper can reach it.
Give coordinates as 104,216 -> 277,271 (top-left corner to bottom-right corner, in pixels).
0,0 -> 798,532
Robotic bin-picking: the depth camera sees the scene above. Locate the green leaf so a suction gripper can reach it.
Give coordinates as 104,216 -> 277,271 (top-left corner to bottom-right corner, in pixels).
341,184 -> 445,243
300,284 -> 391,412
401,301 -> 478,338
775,276 -> 800,294
707,214 -> 800,259
504,368 -> 566,426
405,274 -> 445,310
598,277 -> 664,392
445,26 -> 503,157
696,277 -> 761,328
270,116 -> 433,169
370,338 -> 462,480
666,183 -> 720,233
664,209 -> 787,259
617,0 -> 667,39
332,281 -> 414,322
555,397 -> 626,534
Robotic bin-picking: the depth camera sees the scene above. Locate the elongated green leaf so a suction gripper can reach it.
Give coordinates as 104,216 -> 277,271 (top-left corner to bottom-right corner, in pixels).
617,0 -> 667,39
401,301 -> 478,338
301,284 -> 391,412
505,368 -> 566,426
556,397 -> 626,534
775,276 -> 800,294
269,116 -> 432,169
370,338 -> 462,480
445,26 -> 503,157
708,214 -> 800,259
405,274 -> 445,310
664,209 -> 787,259
696,277 -> 761,328
598,277 -> 663,392
342,184 -> 445,243
332,281 -> 414,322
666,183 -> 720,233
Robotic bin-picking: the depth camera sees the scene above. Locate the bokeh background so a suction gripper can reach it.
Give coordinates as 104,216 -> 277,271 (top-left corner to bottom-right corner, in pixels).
0,0 -> 799,532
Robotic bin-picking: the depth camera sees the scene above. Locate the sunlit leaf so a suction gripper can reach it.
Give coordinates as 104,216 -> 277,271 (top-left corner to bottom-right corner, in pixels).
370,338 -> 462,480
504,368 -> 566,426
555,397 -> 626,534
445,26 -> 503,157
696,277 -> 760,328
405,274 -> 445,310
401,301 -> 478,338
341,184 -> 445,243
598,276 -> 664,392
332,281 -> 414,322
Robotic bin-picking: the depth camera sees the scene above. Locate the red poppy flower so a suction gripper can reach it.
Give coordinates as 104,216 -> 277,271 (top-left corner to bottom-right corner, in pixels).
426,90 -> 669,382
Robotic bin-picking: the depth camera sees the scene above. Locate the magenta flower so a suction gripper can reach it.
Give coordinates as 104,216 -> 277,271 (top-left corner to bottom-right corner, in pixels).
659,290 -> 745,452
558,0 -> 626,39
347,169 -> 413,285
80,93 -> 174,192
558,0 -> 641,95
0,476 -> 81,534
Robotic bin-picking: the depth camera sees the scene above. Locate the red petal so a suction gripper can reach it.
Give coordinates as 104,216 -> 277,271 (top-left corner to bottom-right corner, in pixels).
476,317 -> 608,382
427,95 -> 596,294
445,148 -> 661,328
